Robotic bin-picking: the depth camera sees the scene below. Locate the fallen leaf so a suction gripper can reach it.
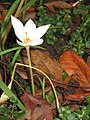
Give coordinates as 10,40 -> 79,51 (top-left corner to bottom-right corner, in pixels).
35,86 -> 52,96
86,56 -> 90,68
51,94 -> 63,110
21,92 -> 53,120
63,76 -> 71,88
70,104 -> 80,112
31,107 -> 44,120
23,6 -> 36,21
63,88 -> 89,105
59,50 -> 90,91
25,6 -> 35,13
41,98 -> 53,120
44,1 -> 73,13
21,49 -> 62,84
24,12 -> 36,22
65,91 -> 90,102
21,92 -> 39,110
16,66 -> 29,79
67,16 -> 81,35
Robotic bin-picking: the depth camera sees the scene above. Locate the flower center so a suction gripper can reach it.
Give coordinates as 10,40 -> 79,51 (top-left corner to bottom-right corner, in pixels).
24,32 -> 32,44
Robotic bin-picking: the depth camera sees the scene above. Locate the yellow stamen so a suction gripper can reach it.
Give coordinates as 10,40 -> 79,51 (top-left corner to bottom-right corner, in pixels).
24,32 -> 32,44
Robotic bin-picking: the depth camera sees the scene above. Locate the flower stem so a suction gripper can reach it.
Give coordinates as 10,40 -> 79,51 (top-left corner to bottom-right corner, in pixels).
13,63 -> 60,110
26,46 -> 35,95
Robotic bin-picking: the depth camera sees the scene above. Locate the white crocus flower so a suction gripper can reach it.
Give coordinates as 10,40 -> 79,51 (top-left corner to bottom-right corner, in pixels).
11,15 -> 50,46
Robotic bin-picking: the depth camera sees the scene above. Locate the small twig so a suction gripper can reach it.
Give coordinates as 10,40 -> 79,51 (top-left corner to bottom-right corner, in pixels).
33,73 -> 90,89
13,79 -> 25,92
51,79 -> 90,89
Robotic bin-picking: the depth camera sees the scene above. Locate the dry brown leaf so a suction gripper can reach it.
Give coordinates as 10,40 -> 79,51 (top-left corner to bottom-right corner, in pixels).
59,50 -> 90,91
21,49 -> 62,83
31,50 -> 62,82
24,12 -> 36,22
70,104 -> 80,112
21,92 -> 53,120
63,76 -> 71,88
31,107 -> 44,120
51,94 -> 63,110
16,66 -> 29,79
23,6 -> 36,21
44,1 -> 73,13
37,98 -> 53,120
65,91 -> 90,102
36,86 -> 52,96
21,92 -> 39,110
86,56 -> 90,68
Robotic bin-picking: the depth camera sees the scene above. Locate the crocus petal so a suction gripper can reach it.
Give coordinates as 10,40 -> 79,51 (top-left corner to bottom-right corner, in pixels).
17,39 -> 43,46
11,16 -> 50,47
29,39 -> 43,46
25,19 -> 36,31
11,15 -> 25,42
16,40 -> 27,46
35,24 -> 50,39
24,19 -> 36,40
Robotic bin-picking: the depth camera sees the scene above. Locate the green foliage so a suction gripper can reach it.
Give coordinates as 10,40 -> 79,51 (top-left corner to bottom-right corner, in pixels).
54,106 -> 90,120
46,90 -> 55,105
62,71 -> 69,80
70,5 -> 90,56
84,96 -> 90,105
54,96 -> 90,120
36,5 -> 90,56
58,106 -> 78,120
0,103 -> 25,120
74,106 -> 90,120
36,6 -> 72,45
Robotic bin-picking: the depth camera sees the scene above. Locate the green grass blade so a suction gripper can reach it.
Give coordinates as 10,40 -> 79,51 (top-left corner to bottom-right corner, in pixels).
1,0 -> 21,39
0,46 -> 24,56
0,80 -> 26,111
9,49 -> 21,72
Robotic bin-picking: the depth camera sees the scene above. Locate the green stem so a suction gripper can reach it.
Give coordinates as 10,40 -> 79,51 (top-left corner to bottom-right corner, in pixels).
11,63 -> 17,82
38,77 -> 45,99
42,77 -> 45,99
26,46 -> 35,95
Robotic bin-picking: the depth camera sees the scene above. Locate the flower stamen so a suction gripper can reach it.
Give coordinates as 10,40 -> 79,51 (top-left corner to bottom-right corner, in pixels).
24,32 -> 32,44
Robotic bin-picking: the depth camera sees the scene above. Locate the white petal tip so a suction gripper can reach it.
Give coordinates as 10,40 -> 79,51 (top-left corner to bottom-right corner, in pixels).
11,15 -> 14,20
